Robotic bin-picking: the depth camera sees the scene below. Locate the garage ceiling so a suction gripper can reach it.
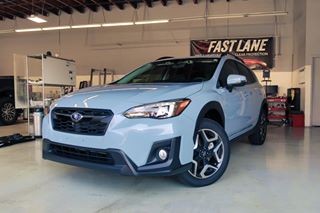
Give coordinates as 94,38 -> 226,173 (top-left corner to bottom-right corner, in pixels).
0,0 -> 218,20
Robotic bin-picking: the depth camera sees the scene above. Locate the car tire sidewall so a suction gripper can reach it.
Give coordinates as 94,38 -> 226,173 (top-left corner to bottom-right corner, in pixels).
249,109 -> 267,145
178,118 -> 230,187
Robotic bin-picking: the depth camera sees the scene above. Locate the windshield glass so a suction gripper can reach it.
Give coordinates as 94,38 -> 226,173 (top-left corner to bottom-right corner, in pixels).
115,58 -> 220,84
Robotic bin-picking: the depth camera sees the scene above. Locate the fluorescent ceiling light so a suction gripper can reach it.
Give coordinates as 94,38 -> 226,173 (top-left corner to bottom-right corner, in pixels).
71,24 -> 102,29
7,11 -> 288,34
245,11 -> 288,17
135,19 -> 169,25
15,28 -> 42,32
170,11 -> 287,22
207,14 -> 244,19
102,22 -> 134,27
0,29 -> 15,34
27,15 -> 47,23
43,26 -> 71,31
170,16 -> 205,22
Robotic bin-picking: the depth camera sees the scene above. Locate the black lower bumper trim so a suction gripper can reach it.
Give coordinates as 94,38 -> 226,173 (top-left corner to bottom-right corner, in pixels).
42,138 -> 191,176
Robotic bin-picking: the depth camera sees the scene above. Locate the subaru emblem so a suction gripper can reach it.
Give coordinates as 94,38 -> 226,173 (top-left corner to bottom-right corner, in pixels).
71,112 -> 83,122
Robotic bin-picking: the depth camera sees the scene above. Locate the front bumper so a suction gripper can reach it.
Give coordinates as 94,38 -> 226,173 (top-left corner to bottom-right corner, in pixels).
43,138 -> 191,176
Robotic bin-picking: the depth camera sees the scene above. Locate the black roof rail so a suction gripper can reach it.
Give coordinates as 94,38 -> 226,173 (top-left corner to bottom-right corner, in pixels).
221,52 -> 244,63
156,56 -> 174,61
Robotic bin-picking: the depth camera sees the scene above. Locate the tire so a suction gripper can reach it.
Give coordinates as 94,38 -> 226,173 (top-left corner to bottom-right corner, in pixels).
178,119 -> 230,187
249,109 -> 267,145
0,98 -> 18,125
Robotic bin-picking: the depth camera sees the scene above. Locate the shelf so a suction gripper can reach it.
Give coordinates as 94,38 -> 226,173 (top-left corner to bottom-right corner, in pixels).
268,107 -> 287,111
267,98 -> 287,103
29,82 -> 75,87
268,115 -> 287,119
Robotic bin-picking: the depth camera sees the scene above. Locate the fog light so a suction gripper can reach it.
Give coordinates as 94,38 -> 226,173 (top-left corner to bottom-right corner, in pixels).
158,149 -> 168,160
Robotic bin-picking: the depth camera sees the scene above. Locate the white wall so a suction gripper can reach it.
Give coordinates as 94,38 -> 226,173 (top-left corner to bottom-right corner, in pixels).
303,0 -> 320,126
1,0 -> 292,73
292,0 -> 306,70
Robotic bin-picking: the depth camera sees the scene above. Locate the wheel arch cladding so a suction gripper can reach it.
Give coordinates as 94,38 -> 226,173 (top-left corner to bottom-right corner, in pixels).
262,98 -> 268,114
193,101 -> 225,141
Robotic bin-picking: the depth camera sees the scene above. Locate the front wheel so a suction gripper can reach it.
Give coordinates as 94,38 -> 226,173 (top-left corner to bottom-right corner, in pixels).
178,119 -> 230,187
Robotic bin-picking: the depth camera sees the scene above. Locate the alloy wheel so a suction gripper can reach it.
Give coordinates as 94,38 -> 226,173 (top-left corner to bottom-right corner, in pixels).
188,128 -> 224,179
1,102 -> 16,122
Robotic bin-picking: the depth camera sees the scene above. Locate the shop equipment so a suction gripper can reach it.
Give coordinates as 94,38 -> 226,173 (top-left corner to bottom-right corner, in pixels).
89,68 -> 114,87
287,88 -> 301,112
267,97 -> 288,125
13,53 -> 76,136
33,107 -> 44,137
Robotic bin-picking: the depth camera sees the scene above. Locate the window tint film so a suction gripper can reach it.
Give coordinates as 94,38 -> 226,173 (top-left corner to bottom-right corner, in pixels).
218,60 -> 239,88
236,62 -> 257,84
115,58 -> 220,84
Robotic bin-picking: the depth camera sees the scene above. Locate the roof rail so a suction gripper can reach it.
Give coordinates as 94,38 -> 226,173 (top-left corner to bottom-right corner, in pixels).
156,56 -> 174,61
221,52 -> 244,63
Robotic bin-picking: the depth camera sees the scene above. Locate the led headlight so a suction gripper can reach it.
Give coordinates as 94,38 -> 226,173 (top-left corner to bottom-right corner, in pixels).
124,99 -> 191,119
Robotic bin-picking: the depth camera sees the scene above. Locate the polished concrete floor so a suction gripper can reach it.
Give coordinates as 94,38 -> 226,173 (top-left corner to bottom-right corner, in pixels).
0,123 -> 319,213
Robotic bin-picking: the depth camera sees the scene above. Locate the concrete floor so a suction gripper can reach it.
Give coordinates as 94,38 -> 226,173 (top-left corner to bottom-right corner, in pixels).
0,123 -> 319,213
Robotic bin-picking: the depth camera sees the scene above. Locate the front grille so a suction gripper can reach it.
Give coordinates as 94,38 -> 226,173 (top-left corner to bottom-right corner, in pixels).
52,107 -> 113,136
49,143 -> 114,165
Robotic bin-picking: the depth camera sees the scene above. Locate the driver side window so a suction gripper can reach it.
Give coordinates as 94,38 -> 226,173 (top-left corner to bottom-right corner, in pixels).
218,60 -> 239,88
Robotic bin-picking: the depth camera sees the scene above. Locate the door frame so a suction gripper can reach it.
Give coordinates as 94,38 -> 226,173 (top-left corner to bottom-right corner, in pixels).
311,57 -> 320,126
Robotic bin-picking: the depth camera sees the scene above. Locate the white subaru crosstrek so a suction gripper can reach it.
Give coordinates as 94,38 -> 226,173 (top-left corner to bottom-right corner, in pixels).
43,53 -> 267,187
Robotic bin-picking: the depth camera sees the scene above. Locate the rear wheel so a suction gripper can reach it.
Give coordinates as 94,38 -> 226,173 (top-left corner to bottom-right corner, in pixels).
0,98 -> 18,125
178,119 -> 230,187
249,109 -> 267,145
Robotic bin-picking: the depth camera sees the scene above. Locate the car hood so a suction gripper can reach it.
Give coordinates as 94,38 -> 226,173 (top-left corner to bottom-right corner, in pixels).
54,83 -> 203,113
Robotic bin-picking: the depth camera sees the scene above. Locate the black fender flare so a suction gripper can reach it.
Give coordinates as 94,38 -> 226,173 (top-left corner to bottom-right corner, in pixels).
261,98 -> 268,113
251,98 -> 268,133
193,101 -> 225,141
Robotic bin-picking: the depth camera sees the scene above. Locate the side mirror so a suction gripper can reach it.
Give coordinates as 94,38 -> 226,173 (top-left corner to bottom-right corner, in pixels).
226,74 -> 247,92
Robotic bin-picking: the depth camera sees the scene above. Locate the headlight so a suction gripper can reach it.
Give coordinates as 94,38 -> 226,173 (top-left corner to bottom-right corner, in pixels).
124,99 -> 191,119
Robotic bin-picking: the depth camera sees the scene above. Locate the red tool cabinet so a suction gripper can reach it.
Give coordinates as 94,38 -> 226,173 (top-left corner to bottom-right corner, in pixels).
267,97 -> 288,124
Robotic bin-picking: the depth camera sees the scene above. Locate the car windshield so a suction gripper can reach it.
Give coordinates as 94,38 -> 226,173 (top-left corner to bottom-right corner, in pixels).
115,58 -> 220,84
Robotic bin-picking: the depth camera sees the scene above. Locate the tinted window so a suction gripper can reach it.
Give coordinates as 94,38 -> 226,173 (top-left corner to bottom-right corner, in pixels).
116,58 -> 220,84
218,60 -> 239,88
236,62 -> 257,84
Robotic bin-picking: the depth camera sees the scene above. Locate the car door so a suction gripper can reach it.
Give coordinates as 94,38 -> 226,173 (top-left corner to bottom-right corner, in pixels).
236,61 -> 262,127
216,59 -> 250,138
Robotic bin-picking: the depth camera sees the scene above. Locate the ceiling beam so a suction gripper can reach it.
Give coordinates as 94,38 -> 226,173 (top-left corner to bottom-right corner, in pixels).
21,0 -> 60,16
14,2 -> 49,16
44,1 -> 73,14
176,0 -> 183,5
87,0 -> 101,12
95,0 -> 111,11
108,0 -> 124,10
160,0 -> 167,6
126,0 -> 138,9
84,0 -> 99,12
0,6 -> 26,19
72,0 -> 98,12
55,0 -> 75,14
0,11 -> 15,20
99,2 -> 111,11
144,0 -> 152,7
